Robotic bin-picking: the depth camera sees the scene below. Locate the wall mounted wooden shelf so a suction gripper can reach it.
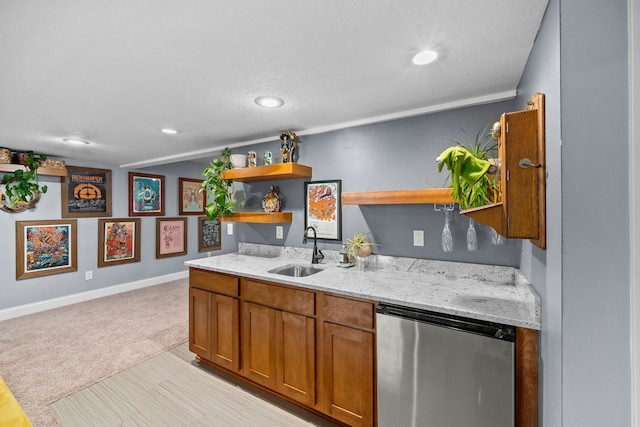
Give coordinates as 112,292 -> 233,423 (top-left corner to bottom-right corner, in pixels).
342,188 -> 453,205
0,164 -> 67,177
223,163 -> 312,182
461,92 -> 546,250
220,212 -> 293,223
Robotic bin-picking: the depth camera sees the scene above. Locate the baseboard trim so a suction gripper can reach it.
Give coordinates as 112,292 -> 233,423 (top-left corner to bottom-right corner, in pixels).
0,271 -> 189,321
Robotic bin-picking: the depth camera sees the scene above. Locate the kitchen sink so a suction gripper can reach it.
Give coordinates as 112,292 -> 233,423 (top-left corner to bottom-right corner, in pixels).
268,264 -> 324,277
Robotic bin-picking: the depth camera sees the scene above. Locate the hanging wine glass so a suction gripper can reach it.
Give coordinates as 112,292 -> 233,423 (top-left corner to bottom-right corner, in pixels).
490,227 -> 506,245
466,217 -> 477,252
442,209 -> 454,252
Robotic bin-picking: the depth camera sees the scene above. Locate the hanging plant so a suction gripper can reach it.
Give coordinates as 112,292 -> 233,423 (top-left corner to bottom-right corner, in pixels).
201,147 -> 235,219
1,151 -> 48,211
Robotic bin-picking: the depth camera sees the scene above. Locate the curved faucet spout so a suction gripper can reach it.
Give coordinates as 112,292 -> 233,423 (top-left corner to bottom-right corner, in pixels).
303,226 -> 324,264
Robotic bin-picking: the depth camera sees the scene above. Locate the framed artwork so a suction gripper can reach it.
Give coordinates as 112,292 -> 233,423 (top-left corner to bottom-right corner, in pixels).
304,179 -> 342,241
156,217 -> 187,258
179,178 -> 206,215
129,172 -> 165,216
97,218 -> 141,267
15,220 -> 78,280
198,216 -> 221,252
61,166 -> 112,218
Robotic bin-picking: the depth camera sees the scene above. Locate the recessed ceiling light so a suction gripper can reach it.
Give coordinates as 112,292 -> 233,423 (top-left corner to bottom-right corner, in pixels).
412,50 -> 438,65
161,128 -> 178,134
62,138 -> 90,145
255,96 -> 284,108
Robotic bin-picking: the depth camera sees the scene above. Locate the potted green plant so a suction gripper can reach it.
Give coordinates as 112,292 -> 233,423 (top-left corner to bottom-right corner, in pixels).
201,147 -> 235,219
439,123 -> 499,210
1,151 -> 48,212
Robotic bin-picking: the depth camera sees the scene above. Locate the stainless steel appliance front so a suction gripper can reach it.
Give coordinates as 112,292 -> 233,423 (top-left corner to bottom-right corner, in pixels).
376,304 -> 515,427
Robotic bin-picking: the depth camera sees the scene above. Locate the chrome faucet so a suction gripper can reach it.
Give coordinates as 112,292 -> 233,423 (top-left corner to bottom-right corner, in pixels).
303,226 -> 324,264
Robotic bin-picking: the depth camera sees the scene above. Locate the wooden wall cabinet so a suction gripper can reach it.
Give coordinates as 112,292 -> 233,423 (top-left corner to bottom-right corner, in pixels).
462,93 -> 546,249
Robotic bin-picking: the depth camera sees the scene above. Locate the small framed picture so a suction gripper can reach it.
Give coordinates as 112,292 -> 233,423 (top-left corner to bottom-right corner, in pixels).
179,178 -> 206,215
15,220 -> 78,280
129,172 -> 165,216
97,218 -> 141,267
304,180 -> 342,241
156,217 -> 187,258
198,216 -> 221,252
61,165 -> 112,218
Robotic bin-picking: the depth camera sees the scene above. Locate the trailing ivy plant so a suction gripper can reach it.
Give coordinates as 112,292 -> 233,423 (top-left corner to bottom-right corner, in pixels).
1,151 -> 48,208
201,147 -> 235,219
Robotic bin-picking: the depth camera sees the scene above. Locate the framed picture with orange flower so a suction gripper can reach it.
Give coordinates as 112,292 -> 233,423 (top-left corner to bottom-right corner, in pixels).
304,180 -> 341,241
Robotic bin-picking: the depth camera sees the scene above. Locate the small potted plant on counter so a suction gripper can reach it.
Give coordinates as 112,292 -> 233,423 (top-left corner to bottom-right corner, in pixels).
345,232 -> 379,265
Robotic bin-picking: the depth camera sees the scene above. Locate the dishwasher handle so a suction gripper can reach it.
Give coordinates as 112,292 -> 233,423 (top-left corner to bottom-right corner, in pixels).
376,303 -> 516,342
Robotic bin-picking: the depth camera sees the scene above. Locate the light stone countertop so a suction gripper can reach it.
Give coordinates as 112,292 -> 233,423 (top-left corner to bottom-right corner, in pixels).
185,243 -> 541,330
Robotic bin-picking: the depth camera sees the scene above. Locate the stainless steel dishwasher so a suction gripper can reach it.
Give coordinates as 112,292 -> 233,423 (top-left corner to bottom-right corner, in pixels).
376,303 -> 516,427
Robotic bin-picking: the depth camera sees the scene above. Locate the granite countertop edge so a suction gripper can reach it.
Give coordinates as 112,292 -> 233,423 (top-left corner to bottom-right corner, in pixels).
185,243 -> 541,330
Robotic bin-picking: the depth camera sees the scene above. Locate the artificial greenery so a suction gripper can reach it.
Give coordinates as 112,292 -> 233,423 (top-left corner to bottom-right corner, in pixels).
1,151 -> 48,208
202,147 -> 235,219
448,124 -> 499,210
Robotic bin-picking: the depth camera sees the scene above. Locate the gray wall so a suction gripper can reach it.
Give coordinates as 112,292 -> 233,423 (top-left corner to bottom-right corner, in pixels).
1,100 -> 520,311
519,0 -> 631,425
0,159 -> 237,310
560,0 -> 631,426
235,100 -> 519,267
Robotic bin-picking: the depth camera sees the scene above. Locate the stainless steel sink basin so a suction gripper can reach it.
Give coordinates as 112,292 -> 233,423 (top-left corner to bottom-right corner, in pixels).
268,264 -> 324,277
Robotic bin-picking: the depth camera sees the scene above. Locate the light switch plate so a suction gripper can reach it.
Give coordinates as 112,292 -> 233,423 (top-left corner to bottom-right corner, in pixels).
413,230 -> 424,246
227,223 -> 234,235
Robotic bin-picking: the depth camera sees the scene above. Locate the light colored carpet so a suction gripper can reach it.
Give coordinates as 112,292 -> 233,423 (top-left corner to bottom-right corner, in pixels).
0,279 -> 189,427
49,343 -> 337,426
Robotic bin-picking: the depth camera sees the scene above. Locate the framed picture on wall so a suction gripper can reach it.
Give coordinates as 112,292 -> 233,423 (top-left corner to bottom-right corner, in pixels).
304,179 -> 342,241
129,172 -> 165,216
61,165 -> 112,218
97,218 -> 141,267
15,220 -> 78,280
156,217 -> 187,258
179,178 -> 206,215
198,216 -> 221,252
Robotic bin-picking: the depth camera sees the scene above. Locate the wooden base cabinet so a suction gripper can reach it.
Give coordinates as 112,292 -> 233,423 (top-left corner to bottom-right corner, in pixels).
317,293 -> 376,427
189,269 -> 240,372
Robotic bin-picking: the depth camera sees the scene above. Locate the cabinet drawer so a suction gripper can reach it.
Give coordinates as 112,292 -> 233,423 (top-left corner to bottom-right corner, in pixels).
190,268 -> 239,297
322,294 -> 375,330
241,279 -> 315,316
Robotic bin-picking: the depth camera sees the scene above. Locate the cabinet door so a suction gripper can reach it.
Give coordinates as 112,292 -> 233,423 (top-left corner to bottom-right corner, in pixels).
189,287 -> 211,359
242,302 -> 277,388
275,311 -> 315,406
321,322 -> 374,427
210,293 -> 240,372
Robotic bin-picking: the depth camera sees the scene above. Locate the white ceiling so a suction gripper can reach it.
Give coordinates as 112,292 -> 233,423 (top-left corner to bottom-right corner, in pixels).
0,0 -> 548,168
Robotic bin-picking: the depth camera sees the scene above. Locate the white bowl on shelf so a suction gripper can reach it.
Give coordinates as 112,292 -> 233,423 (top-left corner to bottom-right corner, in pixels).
230,154 -> 247,169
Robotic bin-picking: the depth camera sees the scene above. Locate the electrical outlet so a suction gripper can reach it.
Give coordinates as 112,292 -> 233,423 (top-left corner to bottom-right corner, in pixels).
85,270 -> 93,280
207,251 -> 212,257
276,225 -> 284,239
413,230 -> 424,247
227,223 -> 234,235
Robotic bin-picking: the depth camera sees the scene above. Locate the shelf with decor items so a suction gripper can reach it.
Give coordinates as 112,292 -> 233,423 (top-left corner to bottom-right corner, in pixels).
222,163 -> 312,182
0,163 -> 67,177
218,163 -> 311,223
460,92 -> 546,250
342,188 -> 453,205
